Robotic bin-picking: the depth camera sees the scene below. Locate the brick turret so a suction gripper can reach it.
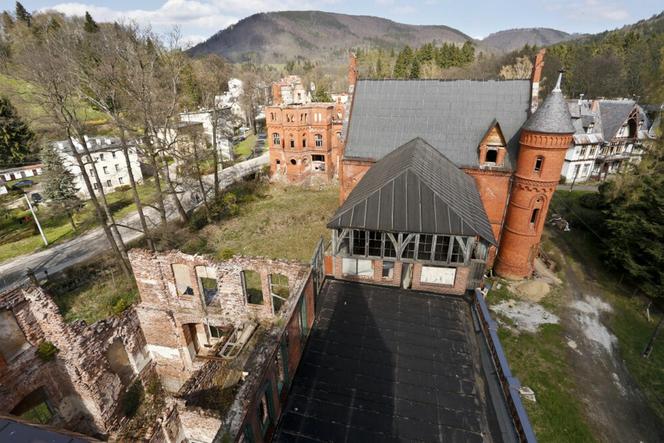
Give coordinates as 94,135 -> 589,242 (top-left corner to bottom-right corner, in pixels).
495,73 -> 574,278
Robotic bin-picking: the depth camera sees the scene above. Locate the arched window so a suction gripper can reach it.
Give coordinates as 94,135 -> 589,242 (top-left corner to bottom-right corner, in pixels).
289,134 -> 295,148
272,133 -> 280,146
315,134 -> 323,147
302,133 -> 307,148
530,196 -> 545,230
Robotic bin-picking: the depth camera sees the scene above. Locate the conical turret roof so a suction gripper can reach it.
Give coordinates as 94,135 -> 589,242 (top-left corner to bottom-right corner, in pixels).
523,73 -> 574,134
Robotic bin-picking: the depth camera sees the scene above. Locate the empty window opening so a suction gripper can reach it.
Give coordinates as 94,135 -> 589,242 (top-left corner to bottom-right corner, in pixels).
269,274 -> 290,314
219,324 -> 256,359
302,137 -> 307,148
312,154 -> 325,162
315,134 -> 323,147
289,135 -> 295,148
107,338 -> 134,386
485,149 -> 498,163
196,266 -> 218,305
183,323 -> 201,358
450,238 -> 464,264
276,159 -> 281,165
243,270 -> 264,305
289,159 -> 297,166
0,310 -> 30,362
172,264 -> 194,295
382,261 -> 394,279
534,156 -> 544,172
106,180 -> 112,187
530,208 -> 540,226
11,388 -> 54,425
342,258 -> 373,277
417,234 -> 434,261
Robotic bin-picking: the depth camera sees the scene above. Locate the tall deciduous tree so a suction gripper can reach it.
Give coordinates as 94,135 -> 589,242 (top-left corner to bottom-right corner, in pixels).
0,96 -> 34,166
41,143 -> 81,230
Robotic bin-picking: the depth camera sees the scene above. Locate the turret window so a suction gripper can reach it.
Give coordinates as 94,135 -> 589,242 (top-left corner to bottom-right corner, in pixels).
534,156 -> 544,172
485,149 -> 498,163
530,208 -> 540,226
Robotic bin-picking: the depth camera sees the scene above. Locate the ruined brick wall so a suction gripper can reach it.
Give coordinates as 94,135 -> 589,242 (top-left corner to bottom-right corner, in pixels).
129,250 -> 309,393
0,285 -> 150,436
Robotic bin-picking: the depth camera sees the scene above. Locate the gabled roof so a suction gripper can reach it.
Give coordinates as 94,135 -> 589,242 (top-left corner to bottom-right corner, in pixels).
598,100 -> 637,140
344,79 -> 531,170
328,138 -> 496,244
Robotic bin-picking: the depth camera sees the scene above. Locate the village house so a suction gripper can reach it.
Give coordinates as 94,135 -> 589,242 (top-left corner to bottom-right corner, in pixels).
0,163 -> 43,183
52,136 -> 143,199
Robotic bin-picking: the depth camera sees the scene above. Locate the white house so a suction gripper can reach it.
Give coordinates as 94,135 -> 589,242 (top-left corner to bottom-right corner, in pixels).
178,110 -> 234,160
0,164 -> 44,182
52,136 -> 143,199
561,100 -> 603,183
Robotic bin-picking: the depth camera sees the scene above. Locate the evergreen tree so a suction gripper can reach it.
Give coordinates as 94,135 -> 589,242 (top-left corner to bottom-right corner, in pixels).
84,11 -> 99,33
0,96 -> 34,167
312,85 -> 332,102
15,2 -> 31,26
393,46 -> 413,78
409,58 -> 421,79
376,57 -> 384,78
41,143 -> 81,230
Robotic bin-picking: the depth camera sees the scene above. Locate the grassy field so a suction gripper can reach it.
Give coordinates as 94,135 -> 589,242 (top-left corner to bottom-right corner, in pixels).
200,183 -> 339,262
0,180 -> 157,262
233,135 -> 257,159
488,283 -> 596,442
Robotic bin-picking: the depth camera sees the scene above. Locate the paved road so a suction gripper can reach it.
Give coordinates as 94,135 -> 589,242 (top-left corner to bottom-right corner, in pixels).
0,154 -> 268,291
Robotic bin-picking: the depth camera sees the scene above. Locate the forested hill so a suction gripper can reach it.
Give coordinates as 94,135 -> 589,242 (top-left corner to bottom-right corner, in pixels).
482,28 -> 578,52
189,11 -> 578,64
189,11 -> 473,63
544,11 -> 664,101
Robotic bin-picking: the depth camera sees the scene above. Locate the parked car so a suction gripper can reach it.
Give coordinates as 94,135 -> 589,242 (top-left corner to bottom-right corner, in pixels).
31,193 -> 43,203
11,179 -> 33,190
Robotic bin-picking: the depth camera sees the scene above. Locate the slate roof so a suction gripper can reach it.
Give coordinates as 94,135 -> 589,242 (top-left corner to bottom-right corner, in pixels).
328,138 -> 496,244
522,82 -> 574,134
344,79 -> 531,170
598,100 -> 637,140
0,417 -> 91,442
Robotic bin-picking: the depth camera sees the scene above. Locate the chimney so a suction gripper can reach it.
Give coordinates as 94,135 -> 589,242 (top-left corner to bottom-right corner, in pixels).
348,52 -> 358,94
530,48 -> 546,113
271,82 -> 282,105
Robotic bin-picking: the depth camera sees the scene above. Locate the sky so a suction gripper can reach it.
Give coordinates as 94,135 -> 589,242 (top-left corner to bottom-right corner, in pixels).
10,0 -> 664,45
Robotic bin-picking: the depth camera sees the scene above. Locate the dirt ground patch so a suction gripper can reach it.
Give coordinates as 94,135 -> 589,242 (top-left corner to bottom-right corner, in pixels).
510,280 -> 551,302
491,300 -> 559,333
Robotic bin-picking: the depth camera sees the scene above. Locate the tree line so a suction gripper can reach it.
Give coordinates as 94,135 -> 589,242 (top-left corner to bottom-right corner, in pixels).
0,3 -> 242,276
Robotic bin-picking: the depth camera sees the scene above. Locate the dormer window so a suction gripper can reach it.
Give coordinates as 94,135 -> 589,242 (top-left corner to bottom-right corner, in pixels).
485,149 -> 498,163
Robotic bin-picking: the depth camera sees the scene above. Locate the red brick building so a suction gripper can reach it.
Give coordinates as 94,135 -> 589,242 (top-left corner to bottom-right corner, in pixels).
267,76 -> 346,183
333,51 -> 574,283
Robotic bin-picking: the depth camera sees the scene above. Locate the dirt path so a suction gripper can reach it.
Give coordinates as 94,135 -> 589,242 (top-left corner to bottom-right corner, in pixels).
555,237 -> 664,442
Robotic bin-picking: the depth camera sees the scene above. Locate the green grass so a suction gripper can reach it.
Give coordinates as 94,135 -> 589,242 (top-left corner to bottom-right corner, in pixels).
487,282 -> 596,442
0,180 -> 156,263
20,402 -> 53,425
46,257 -> 138,324
233,135 -> 257,159
203,184 -> 339,262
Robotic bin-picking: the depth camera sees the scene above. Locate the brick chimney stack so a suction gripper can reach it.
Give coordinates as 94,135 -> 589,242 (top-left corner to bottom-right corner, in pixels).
348,52 -> 358,94
530,48 -> 546,113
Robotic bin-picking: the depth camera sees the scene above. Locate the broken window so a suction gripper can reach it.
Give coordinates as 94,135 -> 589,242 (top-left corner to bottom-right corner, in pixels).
401,236 -> 416,260
220,324 -> 256,359
196,266 -> 218,305
242,270 -> 264,305
272,133 -> 280,146
485,148 -> 498,163
0,310 -> 30,362
315,134 -> 323,147
342,258 -> 373,277
434,235 -> 451,262
172,264 -> 194,295
11,388 -> 54,425
337,229 -> 350,255
367,231 -> 382,257
417,234 -> 434,261
311,154 -> 325,162
450,238 -> 464,264
107,338 -> 134,386
269,274 -> 290,314
209,325 -> 224,339
352,230 -> 367,256
384,234 -> 397,258
534,156 -> 544,172
382,261 -> 394,279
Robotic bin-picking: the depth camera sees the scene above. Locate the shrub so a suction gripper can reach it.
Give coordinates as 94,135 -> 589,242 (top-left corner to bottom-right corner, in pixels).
115,185 -> 132,193
111,295 -> 131,316
559,175 -> 567,184
188,209 -> 209,230
122,380 -> 144,417
218,248 -> 236,260
37,341 -> 59,361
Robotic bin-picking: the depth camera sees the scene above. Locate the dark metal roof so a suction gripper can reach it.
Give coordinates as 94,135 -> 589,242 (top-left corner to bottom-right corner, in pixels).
598,100 -> 636,140
275,281 -> 509,442
344,79 -> 531,170
0,417 -> 92,442
328,138 -> 496,244
523,86 -> 574,134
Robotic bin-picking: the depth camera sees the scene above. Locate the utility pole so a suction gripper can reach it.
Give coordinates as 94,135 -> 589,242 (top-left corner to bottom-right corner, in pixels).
25,194 -> 48,246
570,165 -> 580,192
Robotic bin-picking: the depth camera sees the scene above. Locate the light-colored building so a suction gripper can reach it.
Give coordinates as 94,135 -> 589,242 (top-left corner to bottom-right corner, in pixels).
52,136 -> 143,199
179,110 -> 234,160
271,75 -> 311,106
0,164 -> 43,182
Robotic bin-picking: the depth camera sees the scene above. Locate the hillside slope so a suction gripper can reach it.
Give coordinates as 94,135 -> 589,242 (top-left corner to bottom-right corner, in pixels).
481,28 -> 578,52
189,10 -> 473,63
